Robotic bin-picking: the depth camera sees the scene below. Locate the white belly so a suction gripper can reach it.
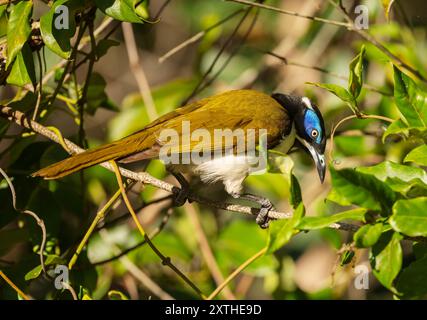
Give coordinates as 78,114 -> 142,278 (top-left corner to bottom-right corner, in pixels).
192,124 -> 296,195
193,154 -> 257,195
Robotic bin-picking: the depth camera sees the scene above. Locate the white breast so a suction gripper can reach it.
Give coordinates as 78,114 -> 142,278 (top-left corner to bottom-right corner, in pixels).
192,124 -> 296,195
193,154 -> 257,195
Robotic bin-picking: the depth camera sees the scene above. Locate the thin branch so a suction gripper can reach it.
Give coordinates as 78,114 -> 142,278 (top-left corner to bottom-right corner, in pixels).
109,160 -> 205,299
99,229 -> 174,300
0,167 -> 48,277
227,0 -> 351,28
90,207 -> 174,267
32,50 -> 44,120
196,8 -> 260,95
68,189 -> 122,270
185,203 -> 236,300
61,282 -> 78,300
41,17 -> 114,86
0,105 -> 293,222
158,8 -> 245,64
228,0 -> 427,83
328,114 -> 393,163
181,6 -> 253,105
0,270 -> 30,300
207,247 -> 267,300
122,22 -> 158,121
264,50 -> 393,96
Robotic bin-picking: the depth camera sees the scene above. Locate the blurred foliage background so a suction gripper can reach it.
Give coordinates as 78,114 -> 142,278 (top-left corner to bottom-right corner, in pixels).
1,0 -> 427,300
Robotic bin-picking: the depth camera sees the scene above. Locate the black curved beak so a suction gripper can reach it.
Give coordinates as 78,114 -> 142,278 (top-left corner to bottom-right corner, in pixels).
299,139 -> 326,183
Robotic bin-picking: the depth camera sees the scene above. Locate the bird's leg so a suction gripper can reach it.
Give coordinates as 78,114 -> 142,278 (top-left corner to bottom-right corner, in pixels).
232,193 -> 274,229
170,172 -> 190,207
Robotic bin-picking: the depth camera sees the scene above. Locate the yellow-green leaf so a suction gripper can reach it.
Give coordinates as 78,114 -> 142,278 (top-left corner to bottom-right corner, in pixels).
390,197 -> 427,237
267,203 -> 304,254
404,145 -> 427,167
6,0 -> 33,67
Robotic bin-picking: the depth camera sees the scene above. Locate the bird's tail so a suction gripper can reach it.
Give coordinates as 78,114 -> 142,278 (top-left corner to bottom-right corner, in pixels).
32,132 -> 150,179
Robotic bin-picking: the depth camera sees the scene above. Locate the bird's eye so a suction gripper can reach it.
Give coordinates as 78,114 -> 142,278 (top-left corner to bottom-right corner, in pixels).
311,129 -> 319,138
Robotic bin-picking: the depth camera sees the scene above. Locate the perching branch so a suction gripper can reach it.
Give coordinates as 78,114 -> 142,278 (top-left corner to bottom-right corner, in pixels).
0,104 -> 367,236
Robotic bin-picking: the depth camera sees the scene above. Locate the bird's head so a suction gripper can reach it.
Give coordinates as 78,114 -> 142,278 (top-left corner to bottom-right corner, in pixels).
272,93 -> 327,183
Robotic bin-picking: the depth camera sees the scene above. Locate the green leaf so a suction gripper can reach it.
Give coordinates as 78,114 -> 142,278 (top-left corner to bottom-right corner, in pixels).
390,197 -> 427,237
6,43 -> 36,87
328,167 -> 397,212
289,174 -> 302,209
370,231 -> 403,291
404,145 -> 427,167
396,255 -> 427,299
357,161 -> 427,195
354,223 -> 383,248
382,119 -> 407,142
298,208 -> 366,230
393,66 -> 427,127
0,5 -> 7,19
348,45 -> 365,99
382,119 -> 427,143
267,203 -> 304,254
86,73 -> 118,114
95,0 -> 148,23
39,0 -> 84,59
306,82 -> 358,114
24,255 -> 65,281
6,0 -> 33,68
95,39 -> 120,58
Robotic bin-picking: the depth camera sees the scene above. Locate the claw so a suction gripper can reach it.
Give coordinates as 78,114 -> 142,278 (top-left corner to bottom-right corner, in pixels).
256,200 -> 274,229
172,186 -> 188,207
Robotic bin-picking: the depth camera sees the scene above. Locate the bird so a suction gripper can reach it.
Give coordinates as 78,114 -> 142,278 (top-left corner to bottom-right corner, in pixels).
32,89 -> 326,228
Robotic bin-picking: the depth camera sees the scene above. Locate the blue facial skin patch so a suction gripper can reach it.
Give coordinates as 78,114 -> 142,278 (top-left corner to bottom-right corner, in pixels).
304,109 -> 322,144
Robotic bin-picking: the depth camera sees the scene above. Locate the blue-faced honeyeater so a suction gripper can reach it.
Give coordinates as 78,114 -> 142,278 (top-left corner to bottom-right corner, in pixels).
32,90 -> 327,228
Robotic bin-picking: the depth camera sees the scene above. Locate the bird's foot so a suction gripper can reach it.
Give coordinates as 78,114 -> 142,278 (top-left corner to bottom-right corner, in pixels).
256,198 -> 274,229
171,172 -> 190,207
233,193 -> 274,229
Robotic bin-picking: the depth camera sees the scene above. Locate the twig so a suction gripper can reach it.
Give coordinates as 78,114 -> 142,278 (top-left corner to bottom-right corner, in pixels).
0,105 -> 293,222
96,194 -> 172,231
153,0 -> 172,20
196,8 -> 260,95
99,229 -> 174,300
229,0 -> 427,83
181,6 -> 253,105
68,189 -> 122,270
158,8 -> 245,64
328,114 -> 394,163
327,0 -> 426,82
109,160 -> 205,299
0,270 -> 30,300
90,207 -> 174,267
122,22 -> 158,121
0,167 -> 48,276
265,50 -> 393,96
32,50 -> 44,120
207,247 -> 267,300
41,17 -> 114,86
61,281 -> 78,300
227,0 -> 351,28
185,203 -> 236,300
